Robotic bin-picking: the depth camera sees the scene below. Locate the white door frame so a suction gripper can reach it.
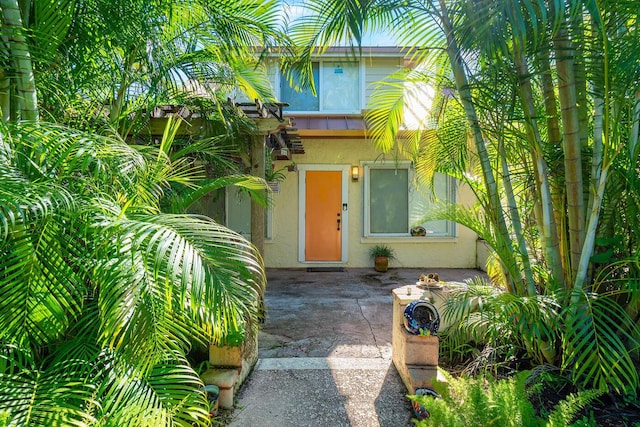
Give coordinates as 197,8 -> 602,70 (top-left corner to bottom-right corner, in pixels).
298,164 -> 350,263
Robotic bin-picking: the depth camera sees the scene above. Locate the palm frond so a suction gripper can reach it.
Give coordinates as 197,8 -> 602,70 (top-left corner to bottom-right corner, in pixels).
3,121 -> 146,188
0,166 -> 74,241
166,174 -> 269,214
562,290 -> 640,393
0,344 -> 97,426
93,351 -> 209,427
0,213 -> 88,348
93,212 -> 264,372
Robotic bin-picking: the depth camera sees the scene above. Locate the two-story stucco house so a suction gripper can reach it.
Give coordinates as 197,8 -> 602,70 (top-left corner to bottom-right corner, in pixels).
225,46 -> 482,270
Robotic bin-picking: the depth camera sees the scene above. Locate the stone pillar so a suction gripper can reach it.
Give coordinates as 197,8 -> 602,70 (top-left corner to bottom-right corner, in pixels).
391,283 -> 462,393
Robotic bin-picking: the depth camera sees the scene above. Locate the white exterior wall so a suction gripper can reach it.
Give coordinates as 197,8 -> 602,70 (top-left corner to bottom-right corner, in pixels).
364,57 -> 402,102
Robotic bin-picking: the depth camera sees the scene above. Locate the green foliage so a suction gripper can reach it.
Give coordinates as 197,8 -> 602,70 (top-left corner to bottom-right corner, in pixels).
0,1 -> 293,423
546,390 -> 602,427
28,0 -> 295,135
441,278 -> 559,367
0,121 -> 265,425
561,290 -> 639,393
291,0 -> 640,395
412,371 -> 538,427
411,370 -> 601,427
440,281 -> 640,393
368,244 -> 396,260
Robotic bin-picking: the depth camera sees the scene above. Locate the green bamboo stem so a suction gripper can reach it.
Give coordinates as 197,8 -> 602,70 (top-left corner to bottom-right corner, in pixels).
573,167 -> 608,295
591,96 -> 603,207
574,5 -> 611,293
0,0 -> 38,121
630,90 -> 640,160
554,23 -> 585,284
0,76 -> 10,121
499,137 -> 535,296
437,0 -> 517,292
538,49 -> 569,283
514,49 -> 563,293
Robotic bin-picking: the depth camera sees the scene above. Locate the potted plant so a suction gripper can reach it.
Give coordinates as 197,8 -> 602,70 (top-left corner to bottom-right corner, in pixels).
368,244 -> 396,272
265,149 -> 288,192
265,163 -> 287,192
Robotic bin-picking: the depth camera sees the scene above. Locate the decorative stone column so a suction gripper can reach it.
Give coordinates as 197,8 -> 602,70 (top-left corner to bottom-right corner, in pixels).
391,282 -> 463,393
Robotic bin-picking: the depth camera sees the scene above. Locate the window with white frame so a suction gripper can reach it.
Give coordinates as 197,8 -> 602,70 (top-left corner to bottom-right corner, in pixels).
363,162 -> 456,237
279,61 -> 360,113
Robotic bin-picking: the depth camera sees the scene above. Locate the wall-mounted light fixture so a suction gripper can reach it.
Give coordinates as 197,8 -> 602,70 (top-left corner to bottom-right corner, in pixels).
351,165 -> 360,181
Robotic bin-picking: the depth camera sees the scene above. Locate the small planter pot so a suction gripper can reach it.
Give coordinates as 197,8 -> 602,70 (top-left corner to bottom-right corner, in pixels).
374,256 -> 389,272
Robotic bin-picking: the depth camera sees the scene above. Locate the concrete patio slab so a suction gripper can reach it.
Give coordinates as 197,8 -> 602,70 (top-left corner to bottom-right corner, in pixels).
225,268 -> 486,427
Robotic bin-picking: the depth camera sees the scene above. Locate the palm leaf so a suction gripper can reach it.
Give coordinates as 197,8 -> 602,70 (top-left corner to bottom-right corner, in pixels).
562,290 -> 639,392
92,351 -> 208,427
166,174 -> 269,213
93,212 -> 264,372
0,166 -> 74,241
0,344 -> 97,426
0,214 -> 88,347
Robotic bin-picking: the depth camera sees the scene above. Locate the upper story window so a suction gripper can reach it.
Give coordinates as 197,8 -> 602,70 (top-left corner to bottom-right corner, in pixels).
279,61 -> 361,113
363,162 -> 456,238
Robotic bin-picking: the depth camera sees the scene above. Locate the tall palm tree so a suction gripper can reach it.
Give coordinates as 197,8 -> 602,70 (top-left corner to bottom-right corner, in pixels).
4,0 -> 294,134
0,0 -> 288,424
291,0 -> 640,392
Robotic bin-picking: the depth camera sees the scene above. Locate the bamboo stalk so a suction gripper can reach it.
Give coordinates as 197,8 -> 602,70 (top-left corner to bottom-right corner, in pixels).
554,23 -> 585,284
514,49 -> 563,292
538,49 -> 569,284
630,90 -> 640,160
437,0 -> 517,292
499,136 -> 535,296
0,0 -> 38,121
574,167 -> 608,294
0,75 -> 10,121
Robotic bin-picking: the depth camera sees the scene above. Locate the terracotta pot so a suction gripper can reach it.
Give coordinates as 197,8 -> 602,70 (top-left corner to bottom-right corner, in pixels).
374,256 -> 389,272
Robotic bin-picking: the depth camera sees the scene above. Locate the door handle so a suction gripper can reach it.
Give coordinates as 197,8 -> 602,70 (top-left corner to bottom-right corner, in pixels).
337,217 -> 341,231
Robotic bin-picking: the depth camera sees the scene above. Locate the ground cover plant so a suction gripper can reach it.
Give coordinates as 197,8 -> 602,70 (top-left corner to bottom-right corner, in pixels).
410,370 -> 602,426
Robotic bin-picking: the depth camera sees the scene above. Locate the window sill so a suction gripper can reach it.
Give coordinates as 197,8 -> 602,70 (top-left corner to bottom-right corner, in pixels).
285,110 -> 363,116
360,236 -> 458,244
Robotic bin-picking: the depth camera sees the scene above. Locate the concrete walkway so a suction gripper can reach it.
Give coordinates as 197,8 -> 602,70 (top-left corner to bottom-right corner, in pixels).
226,268 -> 486,427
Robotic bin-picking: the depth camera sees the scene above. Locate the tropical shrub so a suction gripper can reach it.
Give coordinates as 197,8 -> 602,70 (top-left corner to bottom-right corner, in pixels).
0,121 -> 266,425
410,370 -> 601,427
0,0 -> 293,423
440,277 -> 640,393
291,0 -> 640,393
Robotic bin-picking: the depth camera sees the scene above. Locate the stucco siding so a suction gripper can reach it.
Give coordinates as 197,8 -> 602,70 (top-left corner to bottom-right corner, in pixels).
264,137 -> 478,269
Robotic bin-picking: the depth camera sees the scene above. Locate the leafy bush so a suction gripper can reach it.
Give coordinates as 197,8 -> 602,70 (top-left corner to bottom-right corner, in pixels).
368,244 -> 396,259
440,277 -> 640,393
410,369 -> 601,427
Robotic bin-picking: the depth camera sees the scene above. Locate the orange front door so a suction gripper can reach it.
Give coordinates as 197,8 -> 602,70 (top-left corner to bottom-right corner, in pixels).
305,170 -> 342,261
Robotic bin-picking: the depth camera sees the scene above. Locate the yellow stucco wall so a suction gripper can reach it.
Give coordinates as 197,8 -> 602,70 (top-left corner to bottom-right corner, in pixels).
264,137 -> 479,269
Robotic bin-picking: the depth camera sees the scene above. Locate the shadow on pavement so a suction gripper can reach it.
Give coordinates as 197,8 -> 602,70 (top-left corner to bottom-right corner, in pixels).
227,267 -> 486,426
